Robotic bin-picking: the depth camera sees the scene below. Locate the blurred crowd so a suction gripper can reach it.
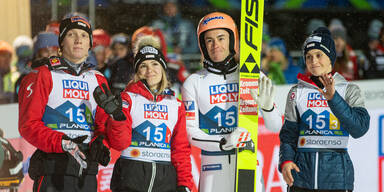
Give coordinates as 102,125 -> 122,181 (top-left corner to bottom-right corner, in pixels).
1,0 -> 384,105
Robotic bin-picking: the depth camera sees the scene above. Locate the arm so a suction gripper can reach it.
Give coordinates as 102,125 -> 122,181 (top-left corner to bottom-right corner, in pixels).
105,92 -> 133,151
251,75 -> 283,132
278,86 -> 300,169
318,74 -> 370,138
18,66 -> 65,153
94,73 -> 110,137
328,84 -> 370,138
278,86 -> 301,186
181,75 -> 224,151
171,100 -> 193,190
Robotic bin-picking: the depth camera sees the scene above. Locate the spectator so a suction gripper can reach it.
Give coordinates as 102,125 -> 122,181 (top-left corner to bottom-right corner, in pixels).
306,18 -> 326,36
151,0 -> 198,55
92,29 -> 112,80
15,32 -> 59,102
262,37 -> 303,84
13,35 -> 33,75
45,20 -> 60,35
0,41 -> 13,104
329,18 -> 359,81
12,35 -> 33,102
108,33 -> 134,95
363,20 -> 384,79
32,32 -> 59,61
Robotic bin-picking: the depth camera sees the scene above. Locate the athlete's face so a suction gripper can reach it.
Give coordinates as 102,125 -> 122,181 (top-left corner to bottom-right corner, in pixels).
137,59 -> 163,90
305,49 -> 332,76
61,29 -> 90,64
204,29 -> 230,62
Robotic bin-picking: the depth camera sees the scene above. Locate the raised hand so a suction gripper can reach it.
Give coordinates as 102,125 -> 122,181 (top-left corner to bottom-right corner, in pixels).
250,76 -> 275,111
94,83 -> 126,121
318,73 -> 335,100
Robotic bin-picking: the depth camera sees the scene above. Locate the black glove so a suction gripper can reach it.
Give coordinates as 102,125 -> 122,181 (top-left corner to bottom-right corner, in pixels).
176,186 -> 191,192
89,135 -> 111,166
94,83 -> 126,121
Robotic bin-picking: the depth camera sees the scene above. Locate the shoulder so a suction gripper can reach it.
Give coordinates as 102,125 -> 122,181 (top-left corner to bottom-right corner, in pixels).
89,69 -> 105,77
287,85 -> 299,101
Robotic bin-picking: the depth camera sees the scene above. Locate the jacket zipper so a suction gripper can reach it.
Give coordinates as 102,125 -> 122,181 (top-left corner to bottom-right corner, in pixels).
148,162 -> 156,192
314,152 -> 319,189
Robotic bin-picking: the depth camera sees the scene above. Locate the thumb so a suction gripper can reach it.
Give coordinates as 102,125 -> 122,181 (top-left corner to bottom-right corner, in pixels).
72,135 -> 88,144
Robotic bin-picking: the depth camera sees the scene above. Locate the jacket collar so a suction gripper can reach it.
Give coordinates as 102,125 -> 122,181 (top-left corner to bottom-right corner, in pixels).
124,80 -> 174,101
297,72 -> 347,89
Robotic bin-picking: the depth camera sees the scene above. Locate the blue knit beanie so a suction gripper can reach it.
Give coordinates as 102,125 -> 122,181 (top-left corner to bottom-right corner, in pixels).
33,32 -> 59,56
303,27 -> 336,66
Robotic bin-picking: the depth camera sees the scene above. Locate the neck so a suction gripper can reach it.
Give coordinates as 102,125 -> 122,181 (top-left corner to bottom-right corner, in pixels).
62,54 -> 87,65
149,85 -> 159,94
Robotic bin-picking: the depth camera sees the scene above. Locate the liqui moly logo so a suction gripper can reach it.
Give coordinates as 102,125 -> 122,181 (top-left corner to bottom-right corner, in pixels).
307,92 -> 328,107
209,83 -> 238,104
62,80 -> 89,100
144,104 -> 168,120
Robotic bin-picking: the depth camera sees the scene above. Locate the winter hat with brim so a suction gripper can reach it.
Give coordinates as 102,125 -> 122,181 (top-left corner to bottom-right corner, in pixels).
303,27 -> 336,66
59,16 -> 92,49
134,46 -> 167,72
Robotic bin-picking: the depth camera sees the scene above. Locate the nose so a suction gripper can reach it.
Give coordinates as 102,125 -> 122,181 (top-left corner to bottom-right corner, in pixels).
74,34 -> 81,44
212,40 -> 219,49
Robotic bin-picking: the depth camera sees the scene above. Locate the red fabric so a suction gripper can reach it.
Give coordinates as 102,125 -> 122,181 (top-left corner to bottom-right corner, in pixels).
18,65 -> 110,153
281,160 -> 294,171
171,100 -> 193,189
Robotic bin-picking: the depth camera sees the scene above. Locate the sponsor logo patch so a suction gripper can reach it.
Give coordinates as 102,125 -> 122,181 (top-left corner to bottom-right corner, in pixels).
144,104 -> 168,120
209,83 -> 238,104
307,92 -> 328,107
62,80 -> 89,100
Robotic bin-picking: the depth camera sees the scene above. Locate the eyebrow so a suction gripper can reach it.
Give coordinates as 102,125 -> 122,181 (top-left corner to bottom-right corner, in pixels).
205,33 -> 226,40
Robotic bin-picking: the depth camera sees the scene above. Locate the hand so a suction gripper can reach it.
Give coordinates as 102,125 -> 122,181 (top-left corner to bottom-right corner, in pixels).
62,135 -> 88,176
318,73 -> 335,100
93,83 -> 126,121
89,135 -> 111,166
176,186 -> 191,192
220,127 -> 251,151
250,76 -> 275,111
282,162 -> 300,186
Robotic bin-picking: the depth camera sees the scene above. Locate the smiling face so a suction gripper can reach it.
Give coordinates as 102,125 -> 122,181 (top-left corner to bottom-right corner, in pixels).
137,59 -> 164,90
204,29 -> 230,63
305,49 -> 332,76
61,28 -> 90,64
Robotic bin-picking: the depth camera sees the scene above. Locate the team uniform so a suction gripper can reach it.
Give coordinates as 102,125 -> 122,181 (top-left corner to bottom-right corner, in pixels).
279,73 -> 370,191
182,67 -> 281,192
18,57 -> 110,192
107,80 -> 193,192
